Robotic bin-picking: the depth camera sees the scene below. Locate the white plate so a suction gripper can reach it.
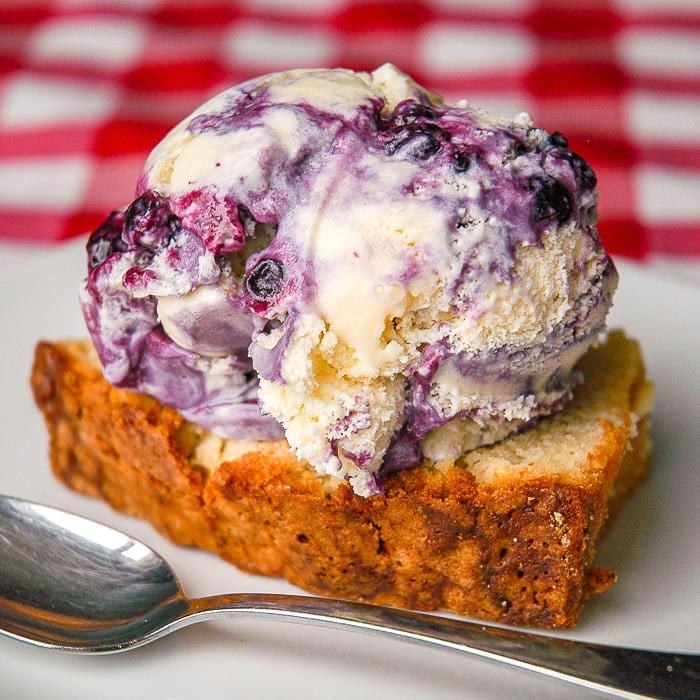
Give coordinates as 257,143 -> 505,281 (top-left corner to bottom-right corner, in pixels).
0,241 -> 698,699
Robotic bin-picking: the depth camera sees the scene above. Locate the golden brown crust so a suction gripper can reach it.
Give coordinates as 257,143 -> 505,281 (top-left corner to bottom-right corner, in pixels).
30,331 -> 652,628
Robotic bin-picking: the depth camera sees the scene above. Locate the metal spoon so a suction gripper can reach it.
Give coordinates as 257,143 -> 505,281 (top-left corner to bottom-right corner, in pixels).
1,494 -> 697,699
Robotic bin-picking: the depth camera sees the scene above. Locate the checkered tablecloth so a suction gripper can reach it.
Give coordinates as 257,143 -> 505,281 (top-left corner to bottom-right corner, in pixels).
1,0 -> 699,263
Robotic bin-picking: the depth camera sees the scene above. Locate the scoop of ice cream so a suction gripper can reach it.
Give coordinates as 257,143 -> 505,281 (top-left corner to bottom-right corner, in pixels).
80,64 -> 616,496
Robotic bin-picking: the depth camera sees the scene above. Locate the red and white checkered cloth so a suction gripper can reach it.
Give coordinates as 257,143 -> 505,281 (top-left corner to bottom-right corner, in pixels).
1,0 -> 699,260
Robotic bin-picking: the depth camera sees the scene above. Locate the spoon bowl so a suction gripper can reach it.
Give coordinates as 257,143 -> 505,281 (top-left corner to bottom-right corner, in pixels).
1,494 -> 698,699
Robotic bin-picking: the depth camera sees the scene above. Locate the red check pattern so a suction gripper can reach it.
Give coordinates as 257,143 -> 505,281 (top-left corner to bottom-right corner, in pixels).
1,0 -> 699,259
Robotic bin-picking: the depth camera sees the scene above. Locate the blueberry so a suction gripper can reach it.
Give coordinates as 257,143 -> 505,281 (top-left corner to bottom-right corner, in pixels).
453,147 -> 472,172
88,238 -> 113,268
86,211 -> 127,268
245,258 -> 285,301
550,136 -> 597,191
532,178 -> 572,225
391,100 -> 436,125
549,131 -> 569,148
567,152 -> 597,190
124,191 -> 179,250
386,130 -> 440,159
380,100 -> 448,161
384,122 -> 445,160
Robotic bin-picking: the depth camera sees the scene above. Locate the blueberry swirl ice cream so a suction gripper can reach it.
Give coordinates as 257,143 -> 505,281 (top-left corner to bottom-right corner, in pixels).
80,64 -> 617,497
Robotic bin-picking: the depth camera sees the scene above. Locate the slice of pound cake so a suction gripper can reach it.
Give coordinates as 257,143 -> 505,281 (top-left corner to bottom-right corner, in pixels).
31,330 -> 652,628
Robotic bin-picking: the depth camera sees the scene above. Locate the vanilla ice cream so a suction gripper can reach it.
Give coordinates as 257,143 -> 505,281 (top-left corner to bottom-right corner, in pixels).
80,64 -> 617,496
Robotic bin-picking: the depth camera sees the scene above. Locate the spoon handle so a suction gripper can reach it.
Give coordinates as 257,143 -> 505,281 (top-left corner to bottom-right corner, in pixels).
181,593 -> 698,700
